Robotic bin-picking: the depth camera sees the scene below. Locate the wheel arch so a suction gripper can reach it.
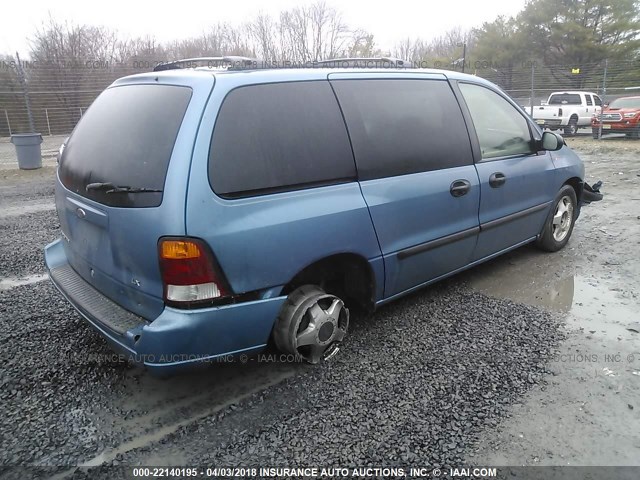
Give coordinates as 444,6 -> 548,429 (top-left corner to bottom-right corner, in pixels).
563,176 -> 583,204
281,253 -> 376,312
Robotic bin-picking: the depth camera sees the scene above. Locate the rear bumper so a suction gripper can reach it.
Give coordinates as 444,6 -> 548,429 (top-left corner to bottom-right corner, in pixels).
44,239 -> 285,374
534,119 -> 563,129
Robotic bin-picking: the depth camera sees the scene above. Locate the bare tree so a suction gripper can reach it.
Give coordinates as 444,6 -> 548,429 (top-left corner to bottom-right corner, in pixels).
0,54 -> 22,135
163,24 -> 254,60
248,1 -> 366,63
247,14 -> 279,60
393,27 -> 474,67
27,16 -> 121,131
117,35 -> 165,67
344,31 -> 378,57
394,38 -> 433,61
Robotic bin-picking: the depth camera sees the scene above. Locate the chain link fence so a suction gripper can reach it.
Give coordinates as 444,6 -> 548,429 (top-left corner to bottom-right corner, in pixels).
1,59 -> 639,138
472,60 -> 640,115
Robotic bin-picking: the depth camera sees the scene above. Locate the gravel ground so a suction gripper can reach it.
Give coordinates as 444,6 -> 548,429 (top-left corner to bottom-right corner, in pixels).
0,279 -> 565,474
0,211 -> 59,278
463,136 -> 640,467
63,284 -> 565,479
0,282 -> 130,468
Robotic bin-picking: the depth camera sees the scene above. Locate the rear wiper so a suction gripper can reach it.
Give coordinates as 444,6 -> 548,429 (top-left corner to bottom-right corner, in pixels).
85,182 -> 162,194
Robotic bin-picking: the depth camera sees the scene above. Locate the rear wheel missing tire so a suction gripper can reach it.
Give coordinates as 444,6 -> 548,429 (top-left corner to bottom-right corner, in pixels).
273,285 -> 349,364
537,185 -> 577,252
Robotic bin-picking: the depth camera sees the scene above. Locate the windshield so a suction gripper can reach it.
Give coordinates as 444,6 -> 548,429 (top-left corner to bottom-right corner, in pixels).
608,97 -> 640,109
59,84 -> 192,208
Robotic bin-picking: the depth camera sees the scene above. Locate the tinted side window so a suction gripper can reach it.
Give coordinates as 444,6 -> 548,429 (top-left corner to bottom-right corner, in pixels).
331,79 -> 473,180
60,85 -> 192,208
209,81 -> 355,197
586,95 -> 593,106
593,95 -> 602,106
459,83 -> 534,160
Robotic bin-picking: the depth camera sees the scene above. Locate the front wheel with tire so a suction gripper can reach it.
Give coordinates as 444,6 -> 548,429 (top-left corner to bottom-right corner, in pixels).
537,185 -> 578,252
273,285 -> 349,364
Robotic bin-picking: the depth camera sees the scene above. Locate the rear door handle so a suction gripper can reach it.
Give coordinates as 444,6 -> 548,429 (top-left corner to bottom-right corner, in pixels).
450,179 -> 471,197
489,172 -> 506,188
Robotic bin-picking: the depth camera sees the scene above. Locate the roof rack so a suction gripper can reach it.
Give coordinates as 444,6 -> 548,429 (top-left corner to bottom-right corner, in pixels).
313,57 -> 413,68
152,56 -> 415,72
153,56 -> 259,72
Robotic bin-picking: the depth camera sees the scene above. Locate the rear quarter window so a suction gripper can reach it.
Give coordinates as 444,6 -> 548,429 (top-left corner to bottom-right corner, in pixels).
209,81 -> 356,197
59,84 -> 192,208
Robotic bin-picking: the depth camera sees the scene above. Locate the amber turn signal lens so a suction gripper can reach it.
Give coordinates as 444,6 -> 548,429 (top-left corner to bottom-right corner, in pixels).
160,240 -> 201,259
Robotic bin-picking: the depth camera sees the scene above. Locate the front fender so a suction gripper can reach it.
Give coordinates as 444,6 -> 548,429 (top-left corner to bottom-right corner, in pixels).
550,145 -> 585,186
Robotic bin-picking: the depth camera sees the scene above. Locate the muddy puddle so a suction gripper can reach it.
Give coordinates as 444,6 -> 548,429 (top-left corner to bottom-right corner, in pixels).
469,271 -> 637,339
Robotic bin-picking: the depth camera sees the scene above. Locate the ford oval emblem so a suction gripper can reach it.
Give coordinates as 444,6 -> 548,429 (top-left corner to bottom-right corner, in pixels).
76,207 -> 86,219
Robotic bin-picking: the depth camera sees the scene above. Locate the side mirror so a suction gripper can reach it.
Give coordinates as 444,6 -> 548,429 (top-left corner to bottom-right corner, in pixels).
540,131 -> 564,151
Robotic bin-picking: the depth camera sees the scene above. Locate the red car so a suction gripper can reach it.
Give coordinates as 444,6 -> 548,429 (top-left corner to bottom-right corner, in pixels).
592,96 -> 640,139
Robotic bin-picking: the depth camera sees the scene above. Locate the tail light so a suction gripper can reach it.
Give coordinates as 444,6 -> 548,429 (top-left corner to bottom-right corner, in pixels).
158,238 -> 231,307
558,108 -> 563,117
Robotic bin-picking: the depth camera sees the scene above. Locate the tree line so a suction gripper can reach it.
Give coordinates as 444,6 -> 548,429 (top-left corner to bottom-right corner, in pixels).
0,0 -> 639,135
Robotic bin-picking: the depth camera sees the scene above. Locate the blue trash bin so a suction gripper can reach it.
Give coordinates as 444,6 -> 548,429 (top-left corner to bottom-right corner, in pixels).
11,133 -> 43,170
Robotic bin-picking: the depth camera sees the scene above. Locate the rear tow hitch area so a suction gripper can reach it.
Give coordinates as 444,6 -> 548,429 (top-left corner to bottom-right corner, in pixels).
582,180 -> 603,204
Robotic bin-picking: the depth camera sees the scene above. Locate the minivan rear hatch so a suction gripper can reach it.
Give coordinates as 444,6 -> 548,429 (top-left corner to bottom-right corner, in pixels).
55,74 -> 214,320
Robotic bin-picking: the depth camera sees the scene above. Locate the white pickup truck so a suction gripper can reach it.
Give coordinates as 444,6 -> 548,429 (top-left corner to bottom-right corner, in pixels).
532,91 -> 602,136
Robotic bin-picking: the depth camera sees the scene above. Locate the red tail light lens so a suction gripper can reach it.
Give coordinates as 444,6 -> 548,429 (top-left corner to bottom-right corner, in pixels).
158,238 -> 230,307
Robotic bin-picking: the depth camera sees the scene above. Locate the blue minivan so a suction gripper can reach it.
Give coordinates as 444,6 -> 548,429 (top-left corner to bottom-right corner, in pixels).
45,57 -> 602,373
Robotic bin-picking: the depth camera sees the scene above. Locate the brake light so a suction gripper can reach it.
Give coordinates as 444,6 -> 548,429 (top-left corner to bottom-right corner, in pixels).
158,238 -> 230,306
558,108 -> 563,117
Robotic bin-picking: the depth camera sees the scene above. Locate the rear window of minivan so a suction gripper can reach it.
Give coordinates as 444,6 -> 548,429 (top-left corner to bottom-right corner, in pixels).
209,81 -> 356,197
59,84 -> 192,208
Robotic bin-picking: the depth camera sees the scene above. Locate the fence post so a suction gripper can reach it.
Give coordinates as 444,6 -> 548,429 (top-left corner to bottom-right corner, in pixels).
45,109 -> 52,136
598,59 -> 608,141
530,62 -> 535,117
4,109 -> 11,137
16,52 -> 36,133
79,107 -> 83,118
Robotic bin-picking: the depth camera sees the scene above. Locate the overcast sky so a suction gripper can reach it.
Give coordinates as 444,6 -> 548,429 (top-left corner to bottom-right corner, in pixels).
1,0 -> 527,57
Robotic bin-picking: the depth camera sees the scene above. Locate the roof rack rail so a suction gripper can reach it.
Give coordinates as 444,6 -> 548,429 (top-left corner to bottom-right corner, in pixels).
153,56 -> 260,72
153,56 -> 415,72
314,57 -> 413,68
